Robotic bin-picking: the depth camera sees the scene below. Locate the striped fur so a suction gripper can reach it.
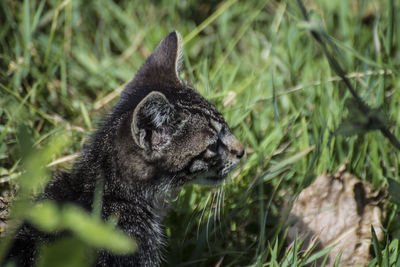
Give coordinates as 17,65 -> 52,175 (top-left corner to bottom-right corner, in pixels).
6,31 -> 244,267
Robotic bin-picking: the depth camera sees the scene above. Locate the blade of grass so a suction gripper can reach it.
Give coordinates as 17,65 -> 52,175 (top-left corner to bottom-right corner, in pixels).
296,0 -> 400,151
183,0 -> 238,44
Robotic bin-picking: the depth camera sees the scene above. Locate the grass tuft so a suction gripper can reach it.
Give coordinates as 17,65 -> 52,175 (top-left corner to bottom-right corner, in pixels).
1,0 -> 400,265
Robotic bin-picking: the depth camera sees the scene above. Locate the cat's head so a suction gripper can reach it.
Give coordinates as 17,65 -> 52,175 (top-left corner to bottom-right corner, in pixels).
117,31 -> 244,186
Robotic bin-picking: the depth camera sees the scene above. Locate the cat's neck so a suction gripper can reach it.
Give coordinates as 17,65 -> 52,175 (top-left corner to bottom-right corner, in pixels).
55,112 -> 182,217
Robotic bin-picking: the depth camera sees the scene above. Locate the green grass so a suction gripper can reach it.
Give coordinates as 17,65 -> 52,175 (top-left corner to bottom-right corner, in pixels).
1,0 -> 400,266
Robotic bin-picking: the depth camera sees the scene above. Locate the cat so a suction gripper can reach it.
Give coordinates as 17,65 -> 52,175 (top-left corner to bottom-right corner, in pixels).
6,30 -> 244,266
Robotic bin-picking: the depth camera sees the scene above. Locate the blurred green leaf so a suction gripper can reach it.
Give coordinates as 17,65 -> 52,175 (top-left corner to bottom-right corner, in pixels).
27,200 -> 60,232
18,133 -> 70,196
61,205 -> 137,254
16,125 -> 34,160
23,201 -> 137,255
37,237 -> 93,267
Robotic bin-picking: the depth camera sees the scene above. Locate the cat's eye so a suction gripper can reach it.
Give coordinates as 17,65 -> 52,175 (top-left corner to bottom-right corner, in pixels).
207,142 -> 218,152
203,141 -> 218,158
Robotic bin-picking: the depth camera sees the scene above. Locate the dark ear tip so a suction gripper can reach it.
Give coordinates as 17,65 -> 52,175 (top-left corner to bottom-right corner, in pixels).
164,30 -> 182,44
128,30 -> 183,88
159,30 -> 183,74
156,30 -> 183,56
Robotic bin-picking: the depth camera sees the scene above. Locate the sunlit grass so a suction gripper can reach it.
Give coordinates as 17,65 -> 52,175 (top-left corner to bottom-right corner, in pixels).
1,0 -> 399,266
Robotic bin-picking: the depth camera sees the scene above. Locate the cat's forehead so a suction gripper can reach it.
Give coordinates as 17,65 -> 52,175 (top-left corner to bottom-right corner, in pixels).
168,87 -> 226,123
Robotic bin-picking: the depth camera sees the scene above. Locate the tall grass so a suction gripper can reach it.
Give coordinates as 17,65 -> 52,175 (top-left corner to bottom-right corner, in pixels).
1,0 -> 399,266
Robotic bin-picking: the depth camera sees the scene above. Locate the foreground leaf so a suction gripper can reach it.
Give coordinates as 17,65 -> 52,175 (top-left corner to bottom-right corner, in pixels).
61,205 -> 137,254
37,237 -> 93,267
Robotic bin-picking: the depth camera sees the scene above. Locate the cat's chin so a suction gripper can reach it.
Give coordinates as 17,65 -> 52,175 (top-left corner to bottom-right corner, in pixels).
190,171 -> 227,186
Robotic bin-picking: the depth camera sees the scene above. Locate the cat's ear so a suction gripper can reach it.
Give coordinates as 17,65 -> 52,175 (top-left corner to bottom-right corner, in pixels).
132,30 -> 183,87
131,91 -> 175,151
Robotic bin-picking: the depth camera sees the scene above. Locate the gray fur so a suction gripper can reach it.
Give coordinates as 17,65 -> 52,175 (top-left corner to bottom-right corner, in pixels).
6,30 -> 244,267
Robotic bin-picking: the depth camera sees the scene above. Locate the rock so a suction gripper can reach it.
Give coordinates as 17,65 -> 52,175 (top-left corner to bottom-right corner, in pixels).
288,164 -> 387,266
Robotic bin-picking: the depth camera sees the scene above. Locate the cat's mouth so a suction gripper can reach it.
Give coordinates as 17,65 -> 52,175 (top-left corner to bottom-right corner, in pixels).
218,161 -> 239,177
190,161 -> 239,186
188,169 -> 221,185
191,175 -> 225,186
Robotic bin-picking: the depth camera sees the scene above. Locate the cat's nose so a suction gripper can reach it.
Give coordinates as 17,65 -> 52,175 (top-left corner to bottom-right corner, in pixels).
230,137 -> 245,159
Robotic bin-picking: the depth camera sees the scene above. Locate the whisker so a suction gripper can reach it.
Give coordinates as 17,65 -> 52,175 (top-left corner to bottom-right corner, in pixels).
216,187 -> 221,222
184,195 -> 201,244
216,187 -> 223,237
222,185 -> 225,217
219,184 -> 226,237
198,192 -> 211,238
206,190 -> 217,250
213,189 -> 218,233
